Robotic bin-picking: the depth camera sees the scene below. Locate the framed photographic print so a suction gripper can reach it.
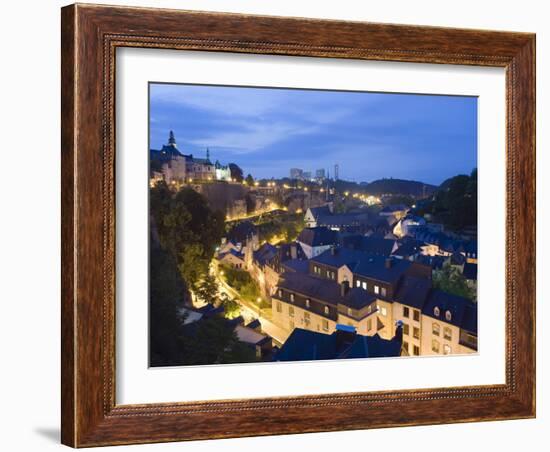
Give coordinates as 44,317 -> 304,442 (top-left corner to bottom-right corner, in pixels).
61,3 -> 536,447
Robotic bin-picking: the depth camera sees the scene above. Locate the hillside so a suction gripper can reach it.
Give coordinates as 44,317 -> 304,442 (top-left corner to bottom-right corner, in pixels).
363,178 -> 437,197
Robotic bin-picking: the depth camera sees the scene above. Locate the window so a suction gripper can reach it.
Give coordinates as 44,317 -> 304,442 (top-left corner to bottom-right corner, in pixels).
304,312 -> 311,327
347,307 -> 352,316
432,339 -> 440,353
444,327 -> 452,341
290,293 -> 295,302
403,306 -> 410,318
413,345 -> 420,356
413,326 -> 420,339
305,299 -> 310,308
443,344 -> 452,355
367,318 -> 372,331
403,323 -> 410,336
314,266 -> 320,274
381,287 -> 387,297
322,319 -> 329,331
356,280 -> 361,288
413,309 -> 420,322
360,281 -> 366,290
434,306 -> 440,317
374,285 -> 380,294
445,310 -> 452,321
432,322 -> 440,336
289,306 -> 294,317
278,289 -> 282,298
276,301 -> 282,313
403,341 -> 409,353
378,305 -> 387,316
324,306 -> 329,315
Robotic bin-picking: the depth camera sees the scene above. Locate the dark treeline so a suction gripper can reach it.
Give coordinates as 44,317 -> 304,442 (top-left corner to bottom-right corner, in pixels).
149,182 -> 256,366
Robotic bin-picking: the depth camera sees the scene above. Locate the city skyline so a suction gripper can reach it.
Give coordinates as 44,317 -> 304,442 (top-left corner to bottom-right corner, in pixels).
149,83 -> 477,186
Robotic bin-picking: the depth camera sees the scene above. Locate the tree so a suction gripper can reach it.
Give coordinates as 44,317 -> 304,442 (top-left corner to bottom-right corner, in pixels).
228,163 -> 244,182
433,262 -> 476,301
220,294 -> 241,319
245,174 -> 254,187
149,244 -> 186,367
196,275 -> 220,306
150,185 -> 225,292
432,170 -> 477,231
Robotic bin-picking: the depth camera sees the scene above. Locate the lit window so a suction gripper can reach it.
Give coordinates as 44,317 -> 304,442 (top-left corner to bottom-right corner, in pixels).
432,339 -> 440,353
403,341 -> 409,353
413,327 -> 420,339
403,306 -> 410,318
377,305 -> 387,316
444,327 -> 452,340
347,307 -> 352,316
434,306 -> 440,317
304,312 -> 311,326
289,306 -> 294,317
432,322 -> 440,336
356,280 -> 361,288
381,287 -> 387,297
278,289 -> 282,298
413,310 -> 420,322
374,285 -> 380,294
443,344 -> 452,355
445,310 -> 452,321
290,293 -> 295,302
362,281 -> 367,290
324,306 -> 329,315
306,299 -> 310,308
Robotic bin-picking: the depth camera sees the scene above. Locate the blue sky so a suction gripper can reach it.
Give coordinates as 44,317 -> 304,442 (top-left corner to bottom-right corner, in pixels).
149,83 -> 477,186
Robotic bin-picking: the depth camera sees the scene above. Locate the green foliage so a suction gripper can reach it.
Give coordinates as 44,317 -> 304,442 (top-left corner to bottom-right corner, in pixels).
245,174 -> 254,187
195,275 -> 220,306
228,163 -> 244,182
433,169 -> 477,231
255,213 -> 304,244
149,244 -> 186,367
384,194 -> 415,207
150,184 -> 225,291
433,262 -> 476,301
220,293 -> 241,319
179,316 -> 257,365
221,264 -> 261,304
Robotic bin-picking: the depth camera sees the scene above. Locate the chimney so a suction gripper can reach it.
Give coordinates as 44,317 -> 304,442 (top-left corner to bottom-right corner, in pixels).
385,258 -> 392,269
340,280 -> 350,297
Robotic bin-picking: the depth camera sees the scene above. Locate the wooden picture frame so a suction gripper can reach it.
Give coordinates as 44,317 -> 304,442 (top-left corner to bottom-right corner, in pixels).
61,3 -> 536,447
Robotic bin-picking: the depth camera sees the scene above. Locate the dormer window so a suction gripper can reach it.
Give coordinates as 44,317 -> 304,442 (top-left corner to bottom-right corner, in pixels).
445,310 -> 452,321
434,306 -> 440,317
290,293 -> 295,302
324,306 -> 329,315
305,299 -> 310,308
278,289 -> 282,298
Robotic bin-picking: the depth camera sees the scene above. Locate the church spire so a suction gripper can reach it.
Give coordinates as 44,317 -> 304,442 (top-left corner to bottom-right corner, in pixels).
168,130 -> 177,147
206,147 -> 210,162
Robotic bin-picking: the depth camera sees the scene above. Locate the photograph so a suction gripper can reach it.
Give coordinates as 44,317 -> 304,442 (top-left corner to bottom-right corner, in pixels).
148,83 -> 479,367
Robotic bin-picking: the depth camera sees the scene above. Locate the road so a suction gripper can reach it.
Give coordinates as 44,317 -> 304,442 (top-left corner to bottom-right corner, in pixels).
212,264 -> 289,345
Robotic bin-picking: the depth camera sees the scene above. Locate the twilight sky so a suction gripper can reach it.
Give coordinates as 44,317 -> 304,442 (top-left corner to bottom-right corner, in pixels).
149,83 -> 477,186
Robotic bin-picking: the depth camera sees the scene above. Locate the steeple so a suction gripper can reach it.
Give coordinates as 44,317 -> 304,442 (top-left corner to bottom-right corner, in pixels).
168,130 -> 177,148
206,147 -> 210,162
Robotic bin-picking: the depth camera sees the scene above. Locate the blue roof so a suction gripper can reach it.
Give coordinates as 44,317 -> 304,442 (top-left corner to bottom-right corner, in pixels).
422,290 -> 477,333
275,328 -> 402,361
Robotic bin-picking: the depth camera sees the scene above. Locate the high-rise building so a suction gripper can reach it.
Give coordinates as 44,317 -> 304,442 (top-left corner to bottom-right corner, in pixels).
303,171 -> 312,180
334,164 -> 339,181
315,169 -> 326,180
290,168 -> 303,179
